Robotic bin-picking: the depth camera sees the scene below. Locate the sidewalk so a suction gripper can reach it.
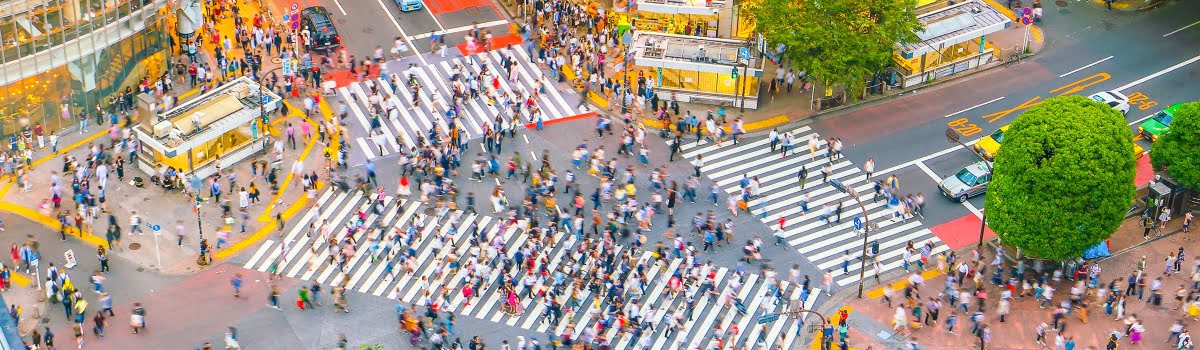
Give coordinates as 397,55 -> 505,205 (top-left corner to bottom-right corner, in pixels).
834,212 -> 1198,350
497,0 -> 1046,134
0,1 -> 339,275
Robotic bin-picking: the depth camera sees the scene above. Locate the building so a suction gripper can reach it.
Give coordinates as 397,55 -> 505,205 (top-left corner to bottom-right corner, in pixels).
892,0 -> 1011,87
133,76 -> 280,180
631,31 -> 762,109
0,0 -> 170,139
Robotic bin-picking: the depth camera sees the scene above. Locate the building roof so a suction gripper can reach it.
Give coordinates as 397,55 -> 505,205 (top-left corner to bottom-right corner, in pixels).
136,77 -> 281,158
631,31 -> 764,74
897,0 -> 1011,58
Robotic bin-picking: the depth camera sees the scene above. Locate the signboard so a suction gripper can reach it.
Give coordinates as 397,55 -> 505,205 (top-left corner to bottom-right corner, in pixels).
150,224 -> 162,236
853,217 -> 863,231
757,313 -> 780,324
756,34 -> 786,65
64,249 -> 77,269
291,2 -> 299,11
292,20 -> 300,30
738,47 -> 750,61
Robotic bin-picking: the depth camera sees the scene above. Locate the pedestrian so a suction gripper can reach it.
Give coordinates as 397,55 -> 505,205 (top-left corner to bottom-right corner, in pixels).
130,302 -> 146,334
231,273 -> 243,298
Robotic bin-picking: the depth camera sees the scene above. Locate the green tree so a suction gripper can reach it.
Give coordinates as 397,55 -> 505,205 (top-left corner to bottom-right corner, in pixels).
743,0 -> 922,91
986,96 -> 1135,261
1149,102 -> 1200,189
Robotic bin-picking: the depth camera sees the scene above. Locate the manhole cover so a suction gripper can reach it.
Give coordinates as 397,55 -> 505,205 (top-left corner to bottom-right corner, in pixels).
1055,0 -> 1067,6
129,242 -> 142,250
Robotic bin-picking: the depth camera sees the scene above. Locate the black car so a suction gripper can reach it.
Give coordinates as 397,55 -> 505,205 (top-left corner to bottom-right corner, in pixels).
300,6 -> 341,52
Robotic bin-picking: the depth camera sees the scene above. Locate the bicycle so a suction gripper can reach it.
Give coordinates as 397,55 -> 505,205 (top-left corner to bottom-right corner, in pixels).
1004,46 -> 1023,67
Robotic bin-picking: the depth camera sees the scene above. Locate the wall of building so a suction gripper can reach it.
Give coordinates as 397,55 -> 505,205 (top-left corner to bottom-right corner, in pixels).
0,0 -> 169,138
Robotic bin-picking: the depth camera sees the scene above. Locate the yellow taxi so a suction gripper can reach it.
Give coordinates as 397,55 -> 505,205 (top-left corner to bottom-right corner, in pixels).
974,124 -> 1144,161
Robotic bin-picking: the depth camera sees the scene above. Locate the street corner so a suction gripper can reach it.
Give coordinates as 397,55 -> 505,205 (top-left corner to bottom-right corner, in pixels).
424,0 -> 499,15
1089,0 -> 1167,11
929,213 -> 995,250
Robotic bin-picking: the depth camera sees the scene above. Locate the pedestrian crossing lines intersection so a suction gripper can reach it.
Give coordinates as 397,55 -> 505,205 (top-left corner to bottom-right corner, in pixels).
242,188 -> 821,349
675,126 -> 950,287
338,47 -> 581,161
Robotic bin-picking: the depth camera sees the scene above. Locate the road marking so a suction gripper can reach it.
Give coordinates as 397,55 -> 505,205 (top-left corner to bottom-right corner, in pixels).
962,199 -> 984,219
944,97 -> 1005,118
1116,54 -> 1200,92
331,0 -> 348,15
522,134 -> 529,144
374,0 -> 427,66
410,20 -> 510,40
1163,20 -> 1200,37
1059,56 -> 1113,78
914,160 -> 941,182
421,3 -> 447,32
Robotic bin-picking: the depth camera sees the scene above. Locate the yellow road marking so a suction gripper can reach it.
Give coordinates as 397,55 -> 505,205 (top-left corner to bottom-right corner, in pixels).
1031,26 -> 1045,44
982,0 -> 1017,21
810,307 -> 857,350
222,98 -> 339,260
11,271 -> 30,287
256,102 -> 323,222
0,202 -> 109,248
865,269 -> 944,299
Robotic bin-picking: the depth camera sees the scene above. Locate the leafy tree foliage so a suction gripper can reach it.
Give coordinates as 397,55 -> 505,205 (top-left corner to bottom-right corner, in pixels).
743,0 -> 922,89
1149,102 -> 1200,190
986,96 -> 1135,260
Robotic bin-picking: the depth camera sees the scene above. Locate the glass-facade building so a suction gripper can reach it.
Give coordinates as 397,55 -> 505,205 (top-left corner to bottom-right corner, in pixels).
0,0 -> 169,138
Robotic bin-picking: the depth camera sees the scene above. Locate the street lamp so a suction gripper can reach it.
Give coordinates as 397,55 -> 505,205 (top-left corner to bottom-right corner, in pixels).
830,179 -> 871,298
945,127 -> 992,249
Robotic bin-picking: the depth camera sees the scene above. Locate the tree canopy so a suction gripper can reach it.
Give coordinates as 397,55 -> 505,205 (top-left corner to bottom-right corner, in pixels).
985,96 -> 1136,261
743,0 -> 922,89
1149,102 -> 1200,190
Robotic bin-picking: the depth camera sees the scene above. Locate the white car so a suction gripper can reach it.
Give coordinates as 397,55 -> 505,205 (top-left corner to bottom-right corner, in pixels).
1089,90 -> 1130,115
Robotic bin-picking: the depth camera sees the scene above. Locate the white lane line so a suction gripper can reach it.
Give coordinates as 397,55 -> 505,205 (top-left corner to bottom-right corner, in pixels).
410,19 -> 509,40
962,199 -> 984,219
374,0 -> 427,66
944,97 -> 1005,118
331,0 -> 348,15
1115,54 -> 1200,92
522,134 -> 529,143
1059,56 -> 1113,78
1163,20 -> 1200,37
914,160 -> 941,182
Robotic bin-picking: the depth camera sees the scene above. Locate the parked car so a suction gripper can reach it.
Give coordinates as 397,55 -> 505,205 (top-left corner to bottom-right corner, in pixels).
300,6 -> 341,52
395,0 -> 423,11
939,161 -> 992,203
1138,104 -> 1183,142
1088,90 -> 1131,115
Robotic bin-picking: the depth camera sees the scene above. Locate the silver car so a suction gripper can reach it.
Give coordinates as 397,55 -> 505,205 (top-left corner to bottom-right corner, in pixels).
939,161 -> 992,202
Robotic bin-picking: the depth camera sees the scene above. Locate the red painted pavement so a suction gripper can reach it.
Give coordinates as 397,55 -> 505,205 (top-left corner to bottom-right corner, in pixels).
67,264 -> 301,350
1135,154 -> 1153,187
321,64 -> 382,89
930,213 -> 995,249
425,0 -> 497,15
457,34 -> 524,56
524,111 -> 598,129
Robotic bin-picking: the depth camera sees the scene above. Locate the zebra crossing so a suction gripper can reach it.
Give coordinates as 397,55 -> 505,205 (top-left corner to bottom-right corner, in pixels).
242,189 -> 821,349
675,126 -> 950,287
337,47 -> 581,161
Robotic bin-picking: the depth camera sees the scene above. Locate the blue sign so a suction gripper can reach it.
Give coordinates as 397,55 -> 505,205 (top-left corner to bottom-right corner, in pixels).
738,47 -> 750,61
149,224 -> 161,231
283,14 -> 290,22
853,217 -> 863,231
261,95 -> 272,105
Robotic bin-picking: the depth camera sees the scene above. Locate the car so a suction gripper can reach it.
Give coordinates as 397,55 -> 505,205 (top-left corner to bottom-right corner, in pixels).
1138,104 -> 1183,142
973,125 -> 1009,161
975,123 -> 1145,162
395,0 -> 423,11
939,161 -> 992,203
1089,90 -> 1130,115
300,6 -> 341,52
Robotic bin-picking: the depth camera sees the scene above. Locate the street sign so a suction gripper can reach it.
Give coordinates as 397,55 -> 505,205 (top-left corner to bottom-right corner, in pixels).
757,313 -> 780,324
291,2 -> 299,11
149,224 -> 161,231
1021,16 -> 1033,25
738,47 -> 750,61
853,217 -> 863,231
292,20 -> 300,30
64,249 -> 77,269
945,127 -> 962,143
1021,7 -> 1032,16
283,14 -> 290,22
830,179 -> 848,194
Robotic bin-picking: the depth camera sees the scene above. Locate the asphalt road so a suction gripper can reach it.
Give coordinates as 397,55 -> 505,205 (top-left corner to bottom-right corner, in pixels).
811,0 -> 1200,230
307,0 -> 512,60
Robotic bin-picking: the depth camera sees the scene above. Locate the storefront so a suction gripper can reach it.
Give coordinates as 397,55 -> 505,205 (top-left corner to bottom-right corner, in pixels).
632,31 -> 763,109
133,77 -> 280,180
892,0 -> 1010,88
0,0 -> 169,139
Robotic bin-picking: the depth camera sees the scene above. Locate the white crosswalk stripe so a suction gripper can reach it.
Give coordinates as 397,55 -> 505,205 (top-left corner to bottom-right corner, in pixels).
337,48 -> 584,161
244,188 -> 820,349
674,127 -> 949,286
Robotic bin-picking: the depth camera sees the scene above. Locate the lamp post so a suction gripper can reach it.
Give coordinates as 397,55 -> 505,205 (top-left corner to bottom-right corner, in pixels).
945,127 -> 992,249
738,37 -> 752,113
830,179 -> 872,298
